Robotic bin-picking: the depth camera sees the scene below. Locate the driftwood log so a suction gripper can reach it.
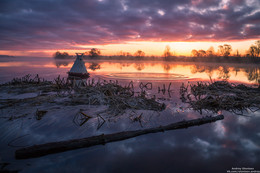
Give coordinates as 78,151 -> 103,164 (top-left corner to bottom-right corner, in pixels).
16,115 -> 224,159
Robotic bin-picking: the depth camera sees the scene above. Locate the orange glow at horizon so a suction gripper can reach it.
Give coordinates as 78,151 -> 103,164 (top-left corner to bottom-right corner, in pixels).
0,59 -> 257,84
0,40 -> 257,57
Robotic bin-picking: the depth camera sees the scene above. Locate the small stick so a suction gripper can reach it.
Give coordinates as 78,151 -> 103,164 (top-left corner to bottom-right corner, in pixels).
168,82 -> 172,92
80,111 -> 92,118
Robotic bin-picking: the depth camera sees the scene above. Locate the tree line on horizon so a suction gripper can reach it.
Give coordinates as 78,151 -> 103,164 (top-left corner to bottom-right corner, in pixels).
189,41 -> 260,58
162,40 -> 260,59
54,48 -> 146,59
54,40 -> 260,61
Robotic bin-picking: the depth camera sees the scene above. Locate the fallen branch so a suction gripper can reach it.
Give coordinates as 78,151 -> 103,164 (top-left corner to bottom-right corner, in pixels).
16,115 -> 224,159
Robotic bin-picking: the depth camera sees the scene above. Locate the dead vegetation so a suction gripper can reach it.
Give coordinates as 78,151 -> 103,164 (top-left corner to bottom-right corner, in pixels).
180,81 -> 260,115
5,74 -> 51,86
0,74 -> 165,117
73,111 -> 93,127
35,109 -> 48,120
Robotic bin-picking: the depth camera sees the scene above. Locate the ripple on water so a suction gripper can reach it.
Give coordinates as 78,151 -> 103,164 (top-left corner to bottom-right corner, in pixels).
104,72 -> 190,80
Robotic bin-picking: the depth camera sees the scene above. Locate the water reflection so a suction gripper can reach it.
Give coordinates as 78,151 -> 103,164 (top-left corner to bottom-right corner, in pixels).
191,65 -> 231,80
88,62 -> 101,71
134,63 -> 145,71
1,109 -> 259,172
0,58 -> 260,84
1,57 -> 260,172
163,64 -> 172,73
54,60 -> 70,68
189,64 -> 260,84
217,66 -> 230,80
0,57 -> 260,85
245,67 -> 260,84
190,65 -> 214,78
119,63 -> 131,69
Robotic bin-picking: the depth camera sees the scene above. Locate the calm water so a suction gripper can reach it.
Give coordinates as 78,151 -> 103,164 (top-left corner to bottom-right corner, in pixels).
0,57 -> 260,173
0,56 -> 259,84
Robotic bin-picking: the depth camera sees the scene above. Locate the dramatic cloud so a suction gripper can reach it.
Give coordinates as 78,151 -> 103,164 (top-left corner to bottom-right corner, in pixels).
0,0 -> 259,50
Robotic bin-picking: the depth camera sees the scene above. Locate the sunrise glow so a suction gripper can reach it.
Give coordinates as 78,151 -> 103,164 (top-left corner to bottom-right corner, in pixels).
0,1 -> 260,172
0,40 -> 257,57
0,0 -> 259,57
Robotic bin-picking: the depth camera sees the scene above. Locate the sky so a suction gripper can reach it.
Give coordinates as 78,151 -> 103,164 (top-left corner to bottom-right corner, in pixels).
0,0 -> 260,57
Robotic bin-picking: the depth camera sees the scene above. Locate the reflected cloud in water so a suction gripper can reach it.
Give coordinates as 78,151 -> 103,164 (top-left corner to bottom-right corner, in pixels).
0,57 -> 260,172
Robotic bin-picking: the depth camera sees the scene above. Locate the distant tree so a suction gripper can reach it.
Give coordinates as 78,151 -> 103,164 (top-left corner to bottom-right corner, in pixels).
235,49 -> 240,57
163,45 -> 172,60
250,40 -> 260,58
84,51 -> 89,56
206,46 -> 215,57
198,50 -> 206,57
53,51 -> 70,59
134,50 -> 145,58
62,52 -> 69,57
191,49 -> 206,57
218,44 -> 232,57
118,51 -> 132,57
118,51 -> 125,57
191,49 -> 199,57
249,45 -> 258,58
126,52 -> 132,57
54,51 -> 61,58
247,40 -> 260,58
89,48 -> 101,58
224,44 -> 232,57
256,40 -> 260,57
218,45 -> 224,56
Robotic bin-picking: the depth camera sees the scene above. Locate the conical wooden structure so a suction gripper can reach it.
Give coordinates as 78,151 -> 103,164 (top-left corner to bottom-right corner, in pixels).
68,53 -> 89,79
